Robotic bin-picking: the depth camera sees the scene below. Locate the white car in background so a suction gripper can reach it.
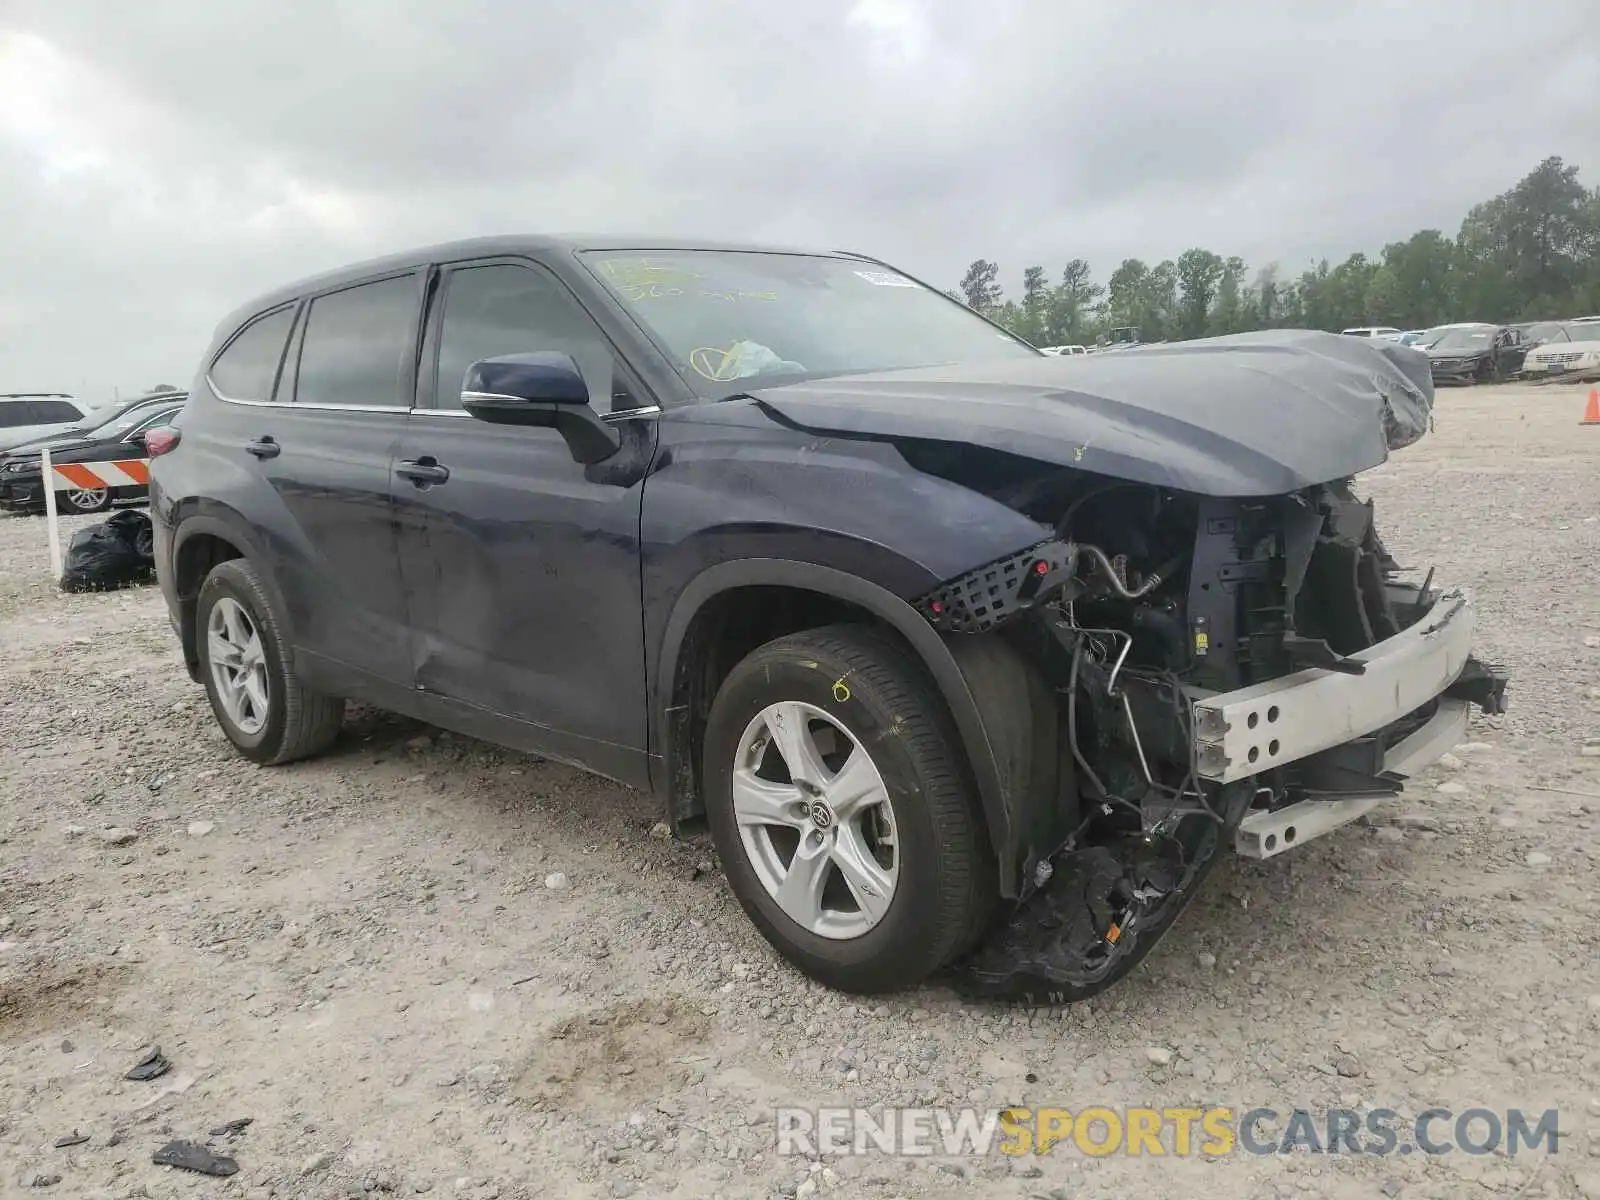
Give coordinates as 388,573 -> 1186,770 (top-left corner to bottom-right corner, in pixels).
1521,324 -> 1600,377
0,394 -> 91,453
1340,326 -> 1403,340
1040,345 -> 1089,356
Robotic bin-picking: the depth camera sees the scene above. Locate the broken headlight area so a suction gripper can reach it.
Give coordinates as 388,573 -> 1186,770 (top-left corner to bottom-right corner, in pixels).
914,475 -> 1508,1003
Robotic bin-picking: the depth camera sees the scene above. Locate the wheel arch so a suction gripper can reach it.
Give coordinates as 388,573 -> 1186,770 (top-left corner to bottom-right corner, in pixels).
170,508 -> 292,681
653,559 -> 1035,896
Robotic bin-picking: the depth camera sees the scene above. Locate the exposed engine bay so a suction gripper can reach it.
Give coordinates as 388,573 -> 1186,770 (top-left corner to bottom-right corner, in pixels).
896,448 -> 1509,1004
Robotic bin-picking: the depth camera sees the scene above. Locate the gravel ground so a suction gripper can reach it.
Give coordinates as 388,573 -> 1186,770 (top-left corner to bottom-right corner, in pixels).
2,381 -> 1599,1200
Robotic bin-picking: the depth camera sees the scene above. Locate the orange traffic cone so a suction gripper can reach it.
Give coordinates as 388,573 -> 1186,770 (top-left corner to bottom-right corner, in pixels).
1584,389 -> 1600,426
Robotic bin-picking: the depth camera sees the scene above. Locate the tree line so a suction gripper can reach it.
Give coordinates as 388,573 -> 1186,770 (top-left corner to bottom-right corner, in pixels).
954,157 -> 1600,346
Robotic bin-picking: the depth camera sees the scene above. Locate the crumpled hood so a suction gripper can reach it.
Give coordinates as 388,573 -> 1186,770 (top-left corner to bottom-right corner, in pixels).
747,329 -> 1434,497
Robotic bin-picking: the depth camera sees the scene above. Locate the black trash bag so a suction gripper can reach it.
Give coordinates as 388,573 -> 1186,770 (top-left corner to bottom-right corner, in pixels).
59,510 -> 156,593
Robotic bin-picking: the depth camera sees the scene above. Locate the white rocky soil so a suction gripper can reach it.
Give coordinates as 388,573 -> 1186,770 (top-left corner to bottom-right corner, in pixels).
2,382 -> 1598,1199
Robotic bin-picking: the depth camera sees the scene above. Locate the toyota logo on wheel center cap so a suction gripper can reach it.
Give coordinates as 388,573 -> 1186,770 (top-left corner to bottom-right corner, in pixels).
809,800 -> 835,829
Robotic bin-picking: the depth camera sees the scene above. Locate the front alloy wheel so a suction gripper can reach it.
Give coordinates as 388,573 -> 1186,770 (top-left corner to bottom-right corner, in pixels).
732,701 -> 899,939
65,486 -> 110,513
703,625 -> 996,994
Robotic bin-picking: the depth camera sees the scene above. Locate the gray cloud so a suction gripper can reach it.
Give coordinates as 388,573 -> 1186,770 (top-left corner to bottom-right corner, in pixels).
3,0 -> 1598,400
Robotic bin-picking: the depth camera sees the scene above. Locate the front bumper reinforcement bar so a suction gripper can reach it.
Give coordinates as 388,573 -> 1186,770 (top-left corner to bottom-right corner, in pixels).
1191,587 -> 1479,785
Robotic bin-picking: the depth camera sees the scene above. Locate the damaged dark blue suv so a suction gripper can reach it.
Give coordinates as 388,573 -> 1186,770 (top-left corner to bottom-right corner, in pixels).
149,236 -> 1506,1000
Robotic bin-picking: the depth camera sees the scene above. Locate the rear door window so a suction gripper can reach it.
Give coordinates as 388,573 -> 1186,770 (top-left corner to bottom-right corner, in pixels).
295,275 -> 420,409
0,403 -> 33,428
210,307 -> 296,402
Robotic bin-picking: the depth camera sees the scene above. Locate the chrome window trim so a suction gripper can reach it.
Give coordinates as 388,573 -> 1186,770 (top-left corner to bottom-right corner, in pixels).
407,402 -> 663,421
207,387 -> 409,415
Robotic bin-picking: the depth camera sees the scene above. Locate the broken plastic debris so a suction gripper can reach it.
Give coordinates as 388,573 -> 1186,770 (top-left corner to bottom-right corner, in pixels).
152,1139 -> 239,1177
208,1118 -> 253,1138
125,1046 -> 171,1081
52,1131 -> 89,1148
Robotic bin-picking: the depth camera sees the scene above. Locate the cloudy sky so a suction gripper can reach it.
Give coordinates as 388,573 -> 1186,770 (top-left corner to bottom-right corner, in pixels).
3,0 -> 1597,402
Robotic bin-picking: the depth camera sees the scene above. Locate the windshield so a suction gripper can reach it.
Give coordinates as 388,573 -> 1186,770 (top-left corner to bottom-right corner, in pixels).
1523,323 -> 1566,344
1429,328 -> 1494,351
82,401 -> 177,439
580,250 -> 1038,392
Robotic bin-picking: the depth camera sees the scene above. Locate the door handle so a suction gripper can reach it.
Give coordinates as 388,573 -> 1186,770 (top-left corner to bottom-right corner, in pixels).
396,458 -> 450,485
244,437 -> 280,460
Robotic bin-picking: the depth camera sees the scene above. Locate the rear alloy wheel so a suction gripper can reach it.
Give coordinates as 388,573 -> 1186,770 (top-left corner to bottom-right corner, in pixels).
207,597 -> 271,737
703,625 -> 996,994
64,486 -> 110,513
196,558 -> 345,764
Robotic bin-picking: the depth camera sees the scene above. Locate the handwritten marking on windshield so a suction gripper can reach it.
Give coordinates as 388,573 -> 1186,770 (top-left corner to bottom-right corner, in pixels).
619,283 -> 688,302
701,290 -> 779,303
599,259 -> 701,288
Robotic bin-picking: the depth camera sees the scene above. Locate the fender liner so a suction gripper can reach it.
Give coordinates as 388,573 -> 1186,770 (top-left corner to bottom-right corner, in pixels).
653,558 -> 1030,897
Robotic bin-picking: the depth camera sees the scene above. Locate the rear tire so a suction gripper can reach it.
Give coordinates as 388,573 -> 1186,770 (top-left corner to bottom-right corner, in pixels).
196,559 -> 344,765
702,624 -> 996,994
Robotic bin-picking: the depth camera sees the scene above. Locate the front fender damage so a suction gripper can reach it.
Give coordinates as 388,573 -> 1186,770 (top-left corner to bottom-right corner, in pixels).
903,472 -> 1506,1004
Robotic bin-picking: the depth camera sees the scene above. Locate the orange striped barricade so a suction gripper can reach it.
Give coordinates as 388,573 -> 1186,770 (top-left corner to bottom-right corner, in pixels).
39,446 -> 151,579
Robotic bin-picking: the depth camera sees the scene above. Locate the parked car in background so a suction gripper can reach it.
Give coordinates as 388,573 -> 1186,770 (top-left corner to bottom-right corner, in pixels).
1515,321 -> 1571,351
1340,326 -> 1403,340
1041,345 -> 1088,356
1522,325 -> 1600,378
1425,324 -> 1525,384
1396,330 -> 1433,347
0,389 -> 191,457
0,394 -> 92,453
0,393 -> 187,513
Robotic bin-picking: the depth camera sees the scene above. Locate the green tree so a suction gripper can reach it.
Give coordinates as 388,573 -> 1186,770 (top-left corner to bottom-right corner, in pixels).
1045,258 -> 1102,344
1381,231 -> 1457,328
1018,265 -> 1049,343
1104,258 -> 1151,335
957,259 -> 1003,314
955,157 -> 1600,339
1176,248 -> 1224,339
1146,261 -> 1179,340
1210,256 -> 1249,335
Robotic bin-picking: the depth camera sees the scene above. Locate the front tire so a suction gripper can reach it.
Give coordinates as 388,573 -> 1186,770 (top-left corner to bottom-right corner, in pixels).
196,559 -> 344,765
702,625 -> 996,994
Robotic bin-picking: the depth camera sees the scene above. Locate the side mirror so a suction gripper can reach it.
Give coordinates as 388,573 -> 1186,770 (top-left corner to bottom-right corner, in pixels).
460,352 -> 621,464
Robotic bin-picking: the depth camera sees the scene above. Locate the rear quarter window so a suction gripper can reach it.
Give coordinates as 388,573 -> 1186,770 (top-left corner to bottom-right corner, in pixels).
210,307 -> 296,402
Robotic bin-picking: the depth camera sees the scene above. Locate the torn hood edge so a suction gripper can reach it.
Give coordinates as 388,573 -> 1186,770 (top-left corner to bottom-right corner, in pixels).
744,329 -> 1434,498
